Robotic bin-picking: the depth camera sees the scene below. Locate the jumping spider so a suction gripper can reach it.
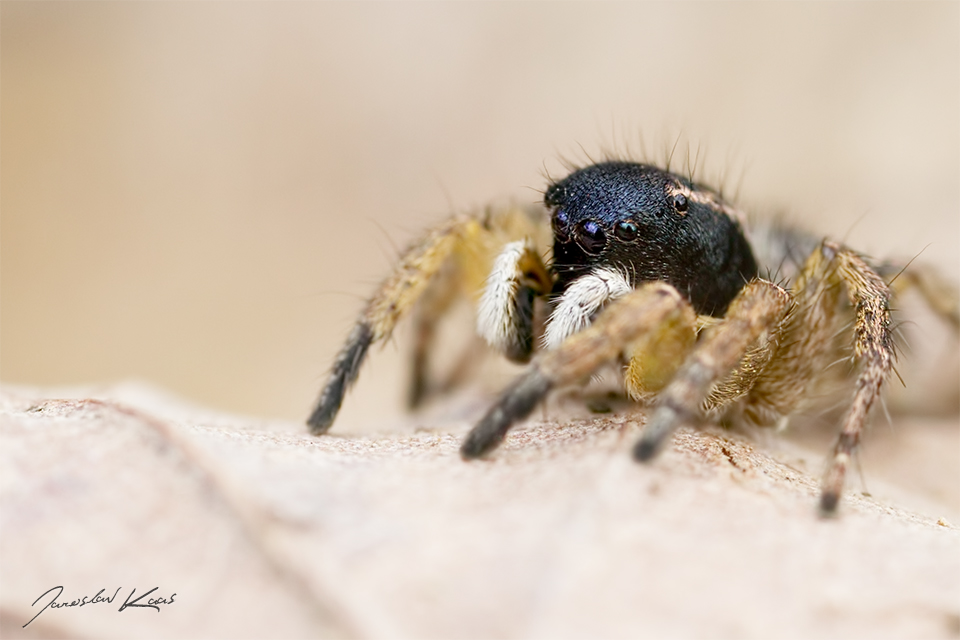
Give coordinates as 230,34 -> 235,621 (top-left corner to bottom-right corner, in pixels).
308,159 -> 959,515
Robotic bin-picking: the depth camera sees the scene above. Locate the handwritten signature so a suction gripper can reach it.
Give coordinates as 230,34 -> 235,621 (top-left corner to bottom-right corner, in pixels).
24,586 -> 176,628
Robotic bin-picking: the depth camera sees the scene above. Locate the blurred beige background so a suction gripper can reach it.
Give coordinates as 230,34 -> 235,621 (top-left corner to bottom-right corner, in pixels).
2,2 -> 958,426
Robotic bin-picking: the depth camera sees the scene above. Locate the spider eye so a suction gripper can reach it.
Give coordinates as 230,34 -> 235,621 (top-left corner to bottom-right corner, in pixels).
553,210 -> 571,242
672,193 -> 688,213
544,184 -> 566,206
575,219 -> 606,254
614,220 -> 639,242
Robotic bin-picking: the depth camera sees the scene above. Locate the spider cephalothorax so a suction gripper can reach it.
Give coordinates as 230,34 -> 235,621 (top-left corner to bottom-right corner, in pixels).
546,162 -> 757,317
307,159 -> 958,515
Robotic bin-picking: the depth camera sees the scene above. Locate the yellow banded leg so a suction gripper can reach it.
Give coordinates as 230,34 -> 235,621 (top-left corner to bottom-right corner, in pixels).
461,282 -> 695,458
634,279 -> 792,461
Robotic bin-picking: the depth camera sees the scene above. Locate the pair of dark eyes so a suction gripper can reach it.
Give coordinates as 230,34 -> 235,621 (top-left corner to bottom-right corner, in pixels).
553,212 -> 641,254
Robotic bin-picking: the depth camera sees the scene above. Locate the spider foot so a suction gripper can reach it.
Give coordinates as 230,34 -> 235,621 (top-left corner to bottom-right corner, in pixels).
308,323 -> 374,435
632,405 -> 684,462
460,368 -> 552,459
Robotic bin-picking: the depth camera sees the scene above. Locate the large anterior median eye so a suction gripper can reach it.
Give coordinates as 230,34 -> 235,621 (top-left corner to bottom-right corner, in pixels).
614,220 -> 639,242
575,219 -> 606,254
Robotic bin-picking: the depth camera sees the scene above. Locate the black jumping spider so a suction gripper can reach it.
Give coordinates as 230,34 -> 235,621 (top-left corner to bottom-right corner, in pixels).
307,159 -> 958,515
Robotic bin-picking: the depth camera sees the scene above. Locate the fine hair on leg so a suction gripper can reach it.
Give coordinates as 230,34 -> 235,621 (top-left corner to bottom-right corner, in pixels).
309,207 -> 548,434
461,282 -> 695,459
476,239 -> 551,363
819,244 -> 894,515
634,279 -> 792,461
408,258 -> 462,409
883,261 -> 959,330
740,243 -> 846,426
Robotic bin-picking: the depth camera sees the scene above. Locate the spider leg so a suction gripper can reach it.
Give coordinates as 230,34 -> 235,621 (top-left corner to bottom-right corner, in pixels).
541,267 -> 633,349
476,239 -> 551,363
461,282 -> 696,458
741,243 -> 846,425
308,216 -> 467,434
622,308 -> 699,401
408,259 -> 461,408
634,280 -> 792,460
884,262 -> 959,331
731,242 -> 896,514
819,243 -> 894,514
701,323 -> 783,415
308,207 -> 549,434
414,224 -> 552,407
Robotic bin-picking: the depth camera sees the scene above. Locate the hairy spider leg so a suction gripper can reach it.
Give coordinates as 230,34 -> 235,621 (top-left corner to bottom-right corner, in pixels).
408,257 -> 461,408
818,244 -> 895,515
461,282 -> 696,459
746,242 -> 896,513
308,207 -> 549,434
415,216 -> 552,407
884,262 -> 960,331
541,267 -> 633,350
412,236 -> 551,408
633,280 -> 792,461
475,239 -> 552,362
701,319 -> 785,415
739,243 -> 846,426
308,216 -> 464,434
621,298 -> 699,400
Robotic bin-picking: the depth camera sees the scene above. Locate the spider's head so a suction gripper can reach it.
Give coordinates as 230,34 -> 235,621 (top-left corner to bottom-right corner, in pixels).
544,161 -> 758,316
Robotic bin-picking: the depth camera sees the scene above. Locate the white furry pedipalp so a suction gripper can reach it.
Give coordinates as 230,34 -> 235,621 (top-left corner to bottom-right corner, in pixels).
542,267 -> 632,349
476,240 -> 533,355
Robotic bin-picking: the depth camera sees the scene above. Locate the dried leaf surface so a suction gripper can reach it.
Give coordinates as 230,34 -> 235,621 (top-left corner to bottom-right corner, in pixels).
1,383 -> 958,639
